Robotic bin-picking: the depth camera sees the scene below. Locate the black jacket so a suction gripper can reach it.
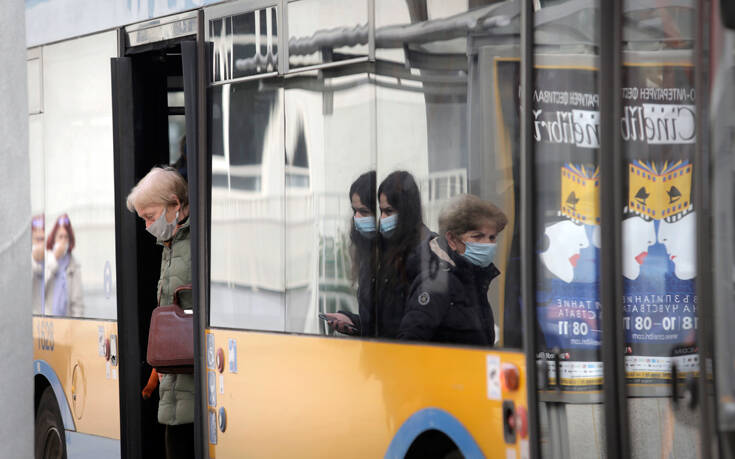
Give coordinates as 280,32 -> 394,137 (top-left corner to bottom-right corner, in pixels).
343,225 -> 434,339
398,236 -> 499,346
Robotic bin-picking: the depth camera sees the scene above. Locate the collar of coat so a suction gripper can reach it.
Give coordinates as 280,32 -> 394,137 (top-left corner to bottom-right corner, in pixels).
157,215 -> 191,247
429,236 -> 501,281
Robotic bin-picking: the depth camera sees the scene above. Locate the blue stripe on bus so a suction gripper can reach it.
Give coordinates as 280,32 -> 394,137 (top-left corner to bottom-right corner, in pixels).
384,407 -> 484,459
34,359 -> 75,431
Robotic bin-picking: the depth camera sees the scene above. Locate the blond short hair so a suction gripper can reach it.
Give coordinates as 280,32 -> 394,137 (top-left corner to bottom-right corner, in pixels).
438,194 -> 507,237
126,166 -> 188,212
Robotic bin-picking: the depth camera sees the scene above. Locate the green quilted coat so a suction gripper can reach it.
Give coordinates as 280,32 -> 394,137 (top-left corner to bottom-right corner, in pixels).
156,218 -> 194,426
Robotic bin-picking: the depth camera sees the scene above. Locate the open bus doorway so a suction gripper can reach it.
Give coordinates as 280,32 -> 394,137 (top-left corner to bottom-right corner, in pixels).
112,30 -> 200,458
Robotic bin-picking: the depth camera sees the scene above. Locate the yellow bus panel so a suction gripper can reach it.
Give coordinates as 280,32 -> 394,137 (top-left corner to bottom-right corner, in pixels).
206,330 -> 527,458
33,316 -> 120,440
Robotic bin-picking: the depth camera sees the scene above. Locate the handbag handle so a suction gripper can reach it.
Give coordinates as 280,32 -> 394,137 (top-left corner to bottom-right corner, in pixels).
173,284 -> 193,307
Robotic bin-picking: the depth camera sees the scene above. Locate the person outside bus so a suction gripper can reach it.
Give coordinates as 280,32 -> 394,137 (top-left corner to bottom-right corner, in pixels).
44,213 -> 84,317
126,166 -> 193,459
324,171 -> 377,335
398,194 -> 507,346
31,215 -> 45,314
325,170 -> 433,338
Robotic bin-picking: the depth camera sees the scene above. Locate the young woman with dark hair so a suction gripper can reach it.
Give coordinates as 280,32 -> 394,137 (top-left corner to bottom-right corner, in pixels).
324,171 -> 377,335
373,170 -> 434,338
44,213 -> 84,317
325,170 -> 433,339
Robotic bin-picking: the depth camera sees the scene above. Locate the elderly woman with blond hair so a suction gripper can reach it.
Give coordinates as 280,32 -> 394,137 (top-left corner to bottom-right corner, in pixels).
126,166 -> 193,459
398,194 -> 507,346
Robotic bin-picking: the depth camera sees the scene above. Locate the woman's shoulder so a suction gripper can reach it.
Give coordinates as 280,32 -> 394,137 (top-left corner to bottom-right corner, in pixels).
410,239 -> 462,290
68,254 -> 81,270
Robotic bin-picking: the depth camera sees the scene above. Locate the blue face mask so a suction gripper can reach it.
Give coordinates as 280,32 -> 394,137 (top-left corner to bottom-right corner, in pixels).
379,214 -> 398,236
354,215 -> 376,237
461,241 -> 497,267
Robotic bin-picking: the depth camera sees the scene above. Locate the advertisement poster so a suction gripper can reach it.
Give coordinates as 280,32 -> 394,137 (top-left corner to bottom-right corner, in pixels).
494,58 -> 697,395
621,63 -> 698,385
531,64 -> 603,392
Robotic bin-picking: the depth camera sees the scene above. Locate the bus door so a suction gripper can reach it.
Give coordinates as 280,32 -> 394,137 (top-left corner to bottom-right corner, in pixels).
111,11 -> 207,459
521,0 -> 717,458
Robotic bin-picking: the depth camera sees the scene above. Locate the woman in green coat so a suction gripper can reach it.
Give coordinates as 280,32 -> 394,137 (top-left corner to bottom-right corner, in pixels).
127,166 -> 193,459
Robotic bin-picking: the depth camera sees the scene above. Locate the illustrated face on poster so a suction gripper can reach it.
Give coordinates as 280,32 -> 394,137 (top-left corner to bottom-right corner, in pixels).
658,211 -> 696,280
540,220 -> 590,283
622,216 -> 656,280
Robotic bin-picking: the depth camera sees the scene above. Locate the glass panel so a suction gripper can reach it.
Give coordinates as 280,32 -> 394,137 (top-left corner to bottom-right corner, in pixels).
712,2 -> 735,435
210,6 -> 279,83
372,1 -> 514,347
28,52 -> 45,315
27,56 -> 42,114
29,115 -> 45,315
283,70 -> 376,334
621,1 -> 701,457
41,31 -> 118,319
287,0 -> 368,69
168,90 -> 185,107
168,114 -> 186,165
209,80 -> 286,329
532,1 -> 604,457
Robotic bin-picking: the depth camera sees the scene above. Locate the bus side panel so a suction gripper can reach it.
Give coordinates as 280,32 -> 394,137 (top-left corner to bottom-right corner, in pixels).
206,330 -> 526,458
33,316 -> 121,440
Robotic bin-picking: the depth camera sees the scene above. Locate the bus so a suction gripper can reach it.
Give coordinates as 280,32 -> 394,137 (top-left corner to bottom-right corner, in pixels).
26,0 -> 735,458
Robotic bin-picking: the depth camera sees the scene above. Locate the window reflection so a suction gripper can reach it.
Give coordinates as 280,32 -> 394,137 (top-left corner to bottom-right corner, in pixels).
209,0 -> 524,350
210,7 -> 278,82
209,81 -> 285,329
40,31 -> 118,319
31,215 -> 45,315
621,1 -> 700,457
283,72 -> 376,334
287,0 -> 368,69
44,214 -> 85,316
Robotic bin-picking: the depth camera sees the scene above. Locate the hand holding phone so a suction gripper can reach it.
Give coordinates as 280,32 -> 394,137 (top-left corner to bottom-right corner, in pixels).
320,312 -> 358,335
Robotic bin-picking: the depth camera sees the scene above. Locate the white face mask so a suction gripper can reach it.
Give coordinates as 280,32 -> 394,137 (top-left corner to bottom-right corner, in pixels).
53,242 -> 68,257
146,207 -> 179,242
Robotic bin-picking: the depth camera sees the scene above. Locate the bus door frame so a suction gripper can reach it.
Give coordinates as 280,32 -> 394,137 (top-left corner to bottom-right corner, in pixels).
111,10 -> 208,459
519,0 -> 717,458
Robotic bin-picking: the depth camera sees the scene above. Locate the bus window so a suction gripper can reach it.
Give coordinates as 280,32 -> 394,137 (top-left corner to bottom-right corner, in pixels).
41,31 -> 118,320
167,90 -> 186,172
531,0 -> 605,457
209,80 -> 286,330
712,0 -> 735,436
28,48 -> 45,315
620,1 -> 701,457
283,71 -> 376,335
373,0 -> 521,348
209,7 -> 278,82
287,0 -> 368,69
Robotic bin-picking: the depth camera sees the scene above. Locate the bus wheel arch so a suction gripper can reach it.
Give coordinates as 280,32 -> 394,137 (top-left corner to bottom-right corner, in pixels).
384,408 -> 484,459
405,429 -> 462,459
35,386 -> 67,459
34,374 -> 51,419
34,360 -> 75,431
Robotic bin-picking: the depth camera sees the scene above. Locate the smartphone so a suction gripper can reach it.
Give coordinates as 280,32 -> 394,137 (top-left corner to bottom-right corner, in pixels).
318,313 -> 331,322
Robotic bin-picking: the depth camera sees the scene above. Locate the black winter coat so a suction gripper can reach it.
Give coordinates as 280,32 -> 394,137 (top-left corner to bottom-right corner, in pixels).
398,236 -> 499,346
343,225 -> 434,339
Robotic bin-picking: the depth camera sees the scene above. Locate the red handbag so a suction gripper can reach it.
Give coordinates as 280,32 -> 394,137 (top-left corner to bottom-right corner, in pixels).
146,284 -> 194,374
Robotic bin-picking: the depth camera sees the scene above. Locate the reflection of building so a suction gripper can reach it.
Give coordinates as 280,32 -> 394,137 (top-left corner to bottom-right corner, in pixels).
421,168 -> 467,232
208,2 -> 517,333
